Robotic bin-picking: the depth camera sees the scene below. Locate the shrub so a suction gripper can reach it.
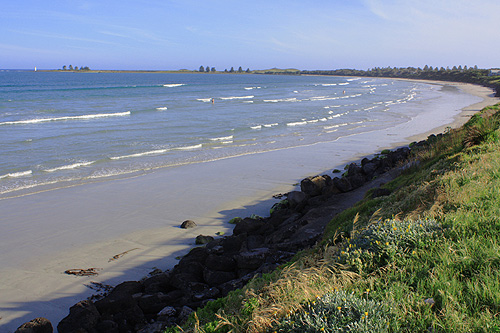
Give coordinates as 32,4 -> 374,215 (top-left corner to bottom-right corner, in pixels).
273,290 -> 389,332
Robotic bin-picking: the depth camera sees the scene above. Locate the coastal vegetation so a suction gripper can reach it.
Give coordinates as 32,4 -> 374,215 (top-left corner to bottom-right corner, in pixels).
167,102 -> 500,332
301,66 -> 500,97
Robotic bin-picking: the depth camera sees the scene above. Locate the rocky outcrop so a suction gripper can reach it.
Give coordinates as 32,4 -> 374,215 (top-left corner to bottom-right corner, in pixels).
15,317 -> 53,333
50,144 -> 416,332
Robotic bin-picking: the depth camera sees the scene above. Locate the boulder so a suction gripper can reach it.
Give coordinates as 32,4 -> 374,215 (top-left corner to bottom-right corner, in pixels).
287,191 -> 307,207
205,254 -> 236,272
203,268 -> 237,286
158,306 -> 177,317
195,235 -> 214,245
180,220 -> 197,229
235,248 -> 269,270
15,317 -> 53,333
96,320 -> 119,333
232,218 -> 266,236
300,175 -> 330,197
94,281 -> 143,315
58,300 -> 100,333
332,177 -> 352,193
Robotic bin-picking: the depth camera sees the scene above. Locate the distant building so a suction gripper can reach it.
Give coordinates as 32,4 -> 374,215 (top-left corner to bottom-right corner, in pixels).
489,69 -> 500,76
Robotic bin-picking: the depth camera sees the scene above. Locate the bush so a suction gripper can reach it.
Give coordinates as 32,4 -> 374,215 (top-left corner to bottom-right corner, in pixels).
273,290 -> 389,332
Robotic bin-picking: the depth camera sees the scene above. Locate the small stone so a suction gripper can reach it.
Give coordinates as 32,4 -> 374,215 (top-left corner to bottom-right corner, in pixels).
180,220 -> 197,229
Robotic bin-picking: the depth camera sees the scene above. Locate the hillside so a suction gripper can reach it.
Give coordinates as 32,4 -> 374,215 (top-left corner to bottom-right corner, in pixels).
171,102 -> 500,332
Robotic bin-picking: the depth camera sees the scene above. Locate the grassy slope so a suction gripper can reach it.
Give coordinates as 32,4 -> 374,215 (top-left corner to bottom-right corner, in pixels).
168,103 -> 500,332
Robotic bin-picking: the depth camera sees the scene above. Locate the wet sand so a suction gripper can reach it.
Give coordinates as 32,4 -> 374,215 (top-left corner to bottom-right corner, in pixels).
0,79 -> 497,331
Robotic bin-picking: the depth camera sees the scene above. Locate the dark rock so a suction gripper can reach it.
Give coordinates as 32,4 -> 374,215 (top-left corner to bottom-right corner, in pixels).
15,317 -> 53,333
96,320 -> 119,333
246,234 -> 264,249
203,268 -> 237,286
362,161 -> 378,178
346,173 -> 365,189
181,246 -> 209,264
58,300 -> 100,333
158,306 -> 176,317
195,234 -> 214,245
205,254 -> 236,272
235,248 -> 269,270
113,304 -> 145,330
371,188 -> 392,198
287,191 -> 307,207
332,177 -> 352,193
169,271 -> 203,289
232,218 -> 266,236
94,281 -> 143,315
189,283 -> 220,301
222,234 -> 246,253
138,293 -> 170,314
178,306 -> 194,323
180,220 -> 197,229
300,175 -> 330,197
142,272 -> 171,294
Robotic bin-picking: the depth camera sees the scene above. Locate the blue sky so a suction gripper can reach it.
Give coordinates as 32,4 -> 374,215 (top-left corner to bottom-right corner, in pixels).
1,0 -> 499,70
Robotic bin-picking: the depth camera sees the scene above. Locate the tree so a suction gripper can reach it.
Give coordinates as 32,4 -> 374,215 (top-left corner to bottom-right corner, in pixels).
74,66 -> 79,71
238,66 -> 243,73
62,65 -> 67,70
206,66 -> 210,72
69,64 -> 73,70
246,68 -> 250,73
199,65 -> 205,72
230,67 -> 234,73
211,67 -> 216,72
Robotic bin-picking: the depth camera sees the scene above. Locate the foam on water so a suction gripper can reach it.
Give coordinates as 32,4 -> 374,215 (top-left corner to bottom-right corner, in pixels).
220,95 -> 254,100
0,111 -> 131,126
163,84 -> 186,88
0,170 -> 33,179
110,149 -> 169,160
44,162 -> 94,172
155,107 -> 168,111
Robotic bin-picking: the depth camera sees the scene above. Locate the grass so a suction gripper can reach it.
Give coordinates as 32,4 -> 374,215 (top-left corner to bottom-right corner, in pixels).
166,103 -> 500,332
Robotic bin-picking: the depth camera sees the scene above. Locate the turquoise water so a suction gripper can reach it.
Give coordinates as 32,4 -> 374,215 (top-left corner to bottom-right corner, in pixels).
0,72 -> 427,196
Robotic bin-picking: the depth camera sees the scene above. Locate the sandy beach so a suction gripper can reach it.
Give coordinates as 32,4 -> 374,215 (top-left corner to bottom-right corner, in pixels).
0,79 -> 498,331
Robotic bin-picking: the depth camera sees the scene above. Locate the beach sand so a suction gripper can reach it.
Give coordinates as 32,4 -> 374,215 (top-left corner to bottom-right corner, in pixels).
0,79 -> 497,331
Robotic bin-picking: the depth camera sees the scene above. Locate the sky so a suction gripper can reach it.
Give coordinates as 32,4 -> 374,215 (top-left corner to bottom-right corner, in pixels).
1,0 -> 499,71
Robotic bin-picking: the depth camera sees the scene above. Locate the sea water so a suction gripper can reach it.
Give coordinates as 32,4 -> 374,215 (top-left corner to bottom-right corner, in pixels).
0,71 -> 447,197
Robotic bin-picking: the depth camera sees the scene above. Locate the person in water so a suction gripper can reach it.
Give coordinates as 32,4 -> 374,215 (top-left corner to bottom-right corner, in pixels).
211,98 -> 215,104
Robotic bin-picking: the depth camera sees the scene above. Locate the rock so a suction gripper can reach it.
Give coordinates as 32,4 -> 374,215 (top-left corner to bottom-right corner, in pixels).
235,248 -> 269,270
158,306 -> 177,317
94,281 -> 143,315
332,177 -> 352,193
346,173 -> 365,189
362,161 -> 379,178
96,320 -> 119,333
138,293 -> 171,314
178,306 -> 194,323
180,220 -> 197,229
205,254 -> 236,272
287,191 -> 307,207
195,234 -> 214,245
232,218 -> 266,236
142,272 -> 171,294
58,300 -> 101,333
222,233 -> 246,253
15,317 -> 53,333
203,268 -> 237,286
371,188 -> 391,198
300,175 -> 330,197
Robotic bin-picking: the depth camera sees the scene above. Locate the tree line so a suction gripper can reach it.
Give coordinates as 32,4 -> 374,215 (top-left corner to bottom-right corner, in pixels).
61,65 -> 91,71
198,66 -> 250,73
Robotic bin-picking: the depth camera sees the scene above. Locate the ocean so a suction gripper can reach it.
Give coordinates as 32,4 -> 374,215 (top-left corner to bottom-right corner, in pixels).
0,71 -> 444,198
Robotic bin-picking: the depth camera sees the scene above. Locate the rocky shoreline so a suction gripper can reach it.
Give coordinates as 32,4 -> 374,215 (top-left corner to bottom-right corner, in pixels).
16,136 -> 439,333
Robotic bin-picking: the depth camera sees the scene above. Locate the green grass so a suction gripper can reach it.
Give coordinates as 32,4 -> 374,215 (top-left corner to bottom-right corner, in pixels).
167,104 -> 500,333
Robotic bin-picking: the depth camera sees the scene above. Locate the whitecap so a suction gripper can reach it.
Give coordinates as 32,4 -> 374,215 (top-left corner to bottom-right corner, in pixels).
174,144 -> 202,150
163,83 -> 185,88
0,111 -> 131,126
250,125 -> 262,130
156,107 -> 168,111
287,121 -> 307,127
197,98 -> 212,103
44,161 -> 94,172
220,95 -> 254,100
263,123 -> 278,128
110,149 -> 168,160
263,98 -> 298,103
0,170 -> 33,179
209,135 -> 234,141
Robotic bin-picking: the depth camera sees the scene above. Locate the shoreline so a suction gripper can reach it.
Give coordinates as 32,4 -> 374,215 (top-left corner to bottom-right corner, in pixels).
0,79 -> 498,331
